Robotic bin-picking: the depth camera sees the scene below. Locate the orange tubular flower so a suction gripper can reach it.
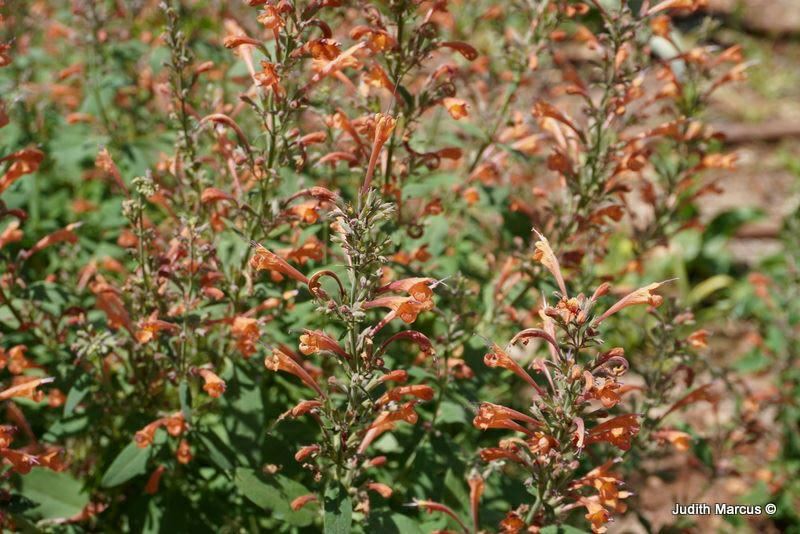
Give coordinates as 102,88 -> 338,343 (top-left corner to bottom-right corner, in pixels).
145,465 -> 166,495
176,439 -> 192,464
532,230 -> 568,296
223,35 -> 261,49
0,147 -> 44,195
136,319 -> 180,344
135,420 -> 162,448
360,112 -> 396,195
442,97 -> 470,120
265,348 -> 325,398
594,281 -> 669,324
349,26 -> 396,52
376,384 -> 435,406
231,316 -> 260,357
479,447 -> 525,464
298,330 -> 349,359
378,370 -> 408,384
291,494 -> 318,511
250,244 -> 309,284
413,499 -> 470,532
254,61 -> 284,97
367,482 -> 393,498
585,414 -> 641,451
483,344 -> 544,395
294,444 -> 321,462
0,448 -> 40,474
474,402 -> 541,429
0,376 -> 54,402
198,369 -> 226,398
469,473 -> 485,530
164,413 -> 186,437
358,402 -> 419,453
280,399 -> 323,420
652,429 -> 692,451
378,277 -> 435,302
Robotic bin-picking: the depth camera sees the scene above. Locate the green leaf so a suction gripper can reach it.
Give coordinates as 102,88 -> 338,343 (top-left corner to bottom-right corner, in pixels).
179,379 -> 192,421
324,482 -> 352,534
100,441 -> 151,488
64,374 -> 92,417
368,512 -> 425,534
198,431 -> 234,472
234,468 -> 314,526
21,468 -> 89,520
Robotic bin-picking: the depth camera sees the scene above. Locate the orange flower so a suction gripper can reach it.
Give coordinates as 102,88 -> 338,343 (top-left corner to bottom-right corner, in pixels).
358,402 -> 419,453
136,319 -> 180,344
687,329 -> 709,349
532,230 -> 567,296
483,344 -> 543,394
442,98 -> 469,120
0,147 -> 44,195
653,429 -> 692,451
294,444 -> 320,462
145,466 -> 166,495
0,448 -> 40,474
300,39 -> 341,60
581,497 -> 612,533
280,399 -> 323,420
22,222 -> 81,259
198,369 -> 226,398
92,282 -> 133,333
378,277 -> 435,302
0,425 -> 16,448
250,244 -> 309,284
664,383 -> 718,417
257,6 -> 285,30
95,147 -> 128,195
254,61 -> 284,97
265,348 -> 325,397
0,376 -> 53,402
473,405 -> 538,437
361,113 -> 397,194
366,482 -> 393,498
583,374 -> 623,408
176,439 -> 192,464
291,494 -> 318,511
0,220 -> 22,249
412,499 -> 470,532
647,0 -> 708,15
468,473 -> 484,530
474,402 -> 540,430
377,384 -> 435,406
298,330 -> 349,359
231,316 -> 260,357
478,447 -> 524,463
594,281 -> 669,324
164,413 -> 186,437
349,26 -> 396,52
201,187 -> 236,204
135,420 -> 162,448
223,35 -> 261,48
378,370 -> 408,384
586,414 -> 640,451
